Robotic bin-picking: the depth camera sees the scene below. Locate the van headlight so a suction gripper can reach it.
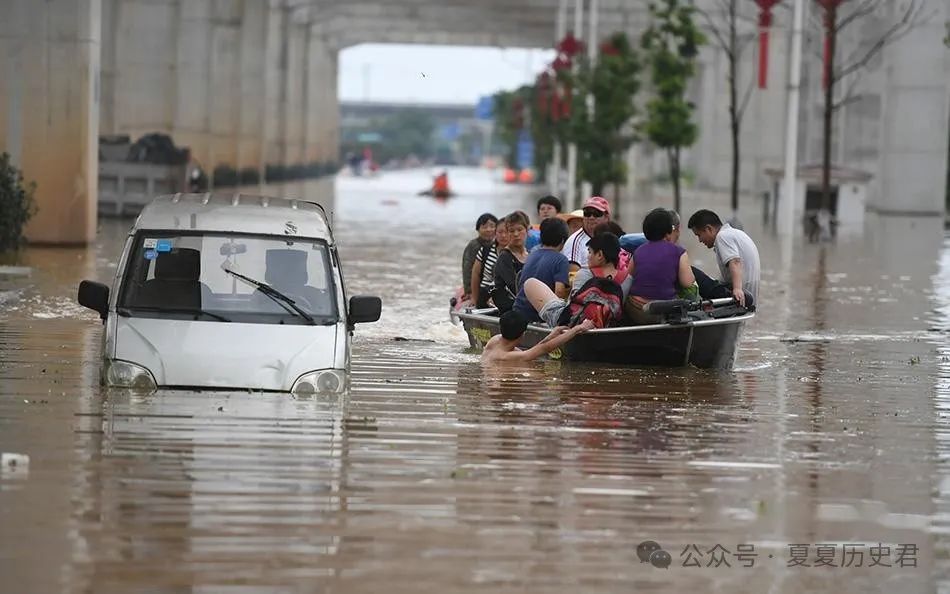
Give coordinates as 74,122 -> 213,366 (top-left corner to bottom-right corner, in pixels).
104,360 -> 157,391
292,369 -> 346,394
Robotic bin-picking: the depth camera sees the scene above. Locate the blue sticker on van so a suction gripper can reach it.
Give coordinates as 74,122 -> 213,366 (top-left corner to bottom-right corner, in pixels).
155,239 -> 173,252
145,249 -> 158,260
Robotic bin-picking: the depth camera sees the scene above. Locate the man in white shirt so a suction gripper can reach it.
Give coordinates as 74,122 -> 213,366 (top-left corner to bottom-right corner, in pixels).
561,196 -> 610,272
687,209 -> 760,308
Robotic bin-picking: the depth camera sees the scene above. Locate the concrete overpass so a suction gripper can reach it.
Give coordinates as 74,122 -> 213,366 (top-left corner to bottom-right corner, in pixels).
0,0 -> 947,244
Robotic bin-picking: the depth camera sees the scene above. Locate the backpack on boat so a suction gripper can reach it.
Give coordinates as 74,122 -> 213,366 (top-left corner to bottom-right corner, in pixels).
559,267 -> 624,329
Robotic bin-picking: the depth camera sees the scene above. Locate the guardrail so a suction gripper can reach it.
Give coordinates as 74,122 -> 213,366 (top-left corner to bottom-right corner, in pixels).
98,161 -> 186,217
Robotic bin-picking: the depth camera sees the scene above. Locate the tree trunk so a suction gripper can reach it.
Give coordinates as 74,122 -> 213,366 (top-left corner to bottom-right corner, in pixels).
821,5 -> 837,219
670,146 -> 682,215
728,0 -> 740,217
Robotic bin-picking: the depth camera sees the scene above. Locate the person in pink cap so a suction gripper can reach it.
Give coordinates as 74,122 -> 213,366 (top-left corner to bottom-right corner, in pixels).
561,196 -> 610,272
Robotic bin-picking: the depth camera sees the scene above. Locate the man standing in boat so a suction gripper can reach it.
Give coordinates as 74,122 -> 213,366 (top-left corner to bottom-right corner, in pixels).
481,311 -> 594,363
562,196 -> 611,273
687,209 -> 760,308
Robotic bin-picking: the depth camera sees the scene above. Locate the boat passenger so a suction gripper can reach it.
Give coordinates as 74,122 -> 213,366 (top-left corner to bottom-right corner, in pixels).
625,208 -> 696,325
471,219 -> 509,308
461,213 -> 498,300
562,196 -> 611,273
432,170 -> 450,195
491,211 -> 530,312
592,221 -> 630,278
524,232 -> 627,329
525,195 -> 563,252
557,210 -> 584,235
512,218 -> 571,323
686,209 -> 759,308
481,310 -> 594,364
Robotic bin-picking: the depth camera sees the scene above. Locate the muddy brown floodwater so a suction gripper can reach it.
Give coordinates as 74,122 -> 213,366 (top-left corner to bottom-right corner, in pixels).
2,168 -> 949,593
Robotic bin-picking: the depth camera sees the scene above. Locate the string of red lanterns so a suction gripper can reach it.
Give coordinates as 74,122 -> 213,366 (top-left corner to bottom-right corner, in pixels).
755,0 -> 782,88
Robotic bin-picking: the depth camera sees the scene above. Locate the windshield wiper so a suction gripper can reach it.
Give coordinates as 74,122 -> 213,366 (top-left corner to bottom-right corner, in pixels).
118,305 -> 231,322
222,268 -> 316,325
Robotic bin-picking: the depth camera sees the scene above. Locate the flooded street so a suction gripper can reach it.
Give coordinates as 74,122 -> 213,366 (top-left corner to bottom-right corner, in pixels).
2,168 -> 949,592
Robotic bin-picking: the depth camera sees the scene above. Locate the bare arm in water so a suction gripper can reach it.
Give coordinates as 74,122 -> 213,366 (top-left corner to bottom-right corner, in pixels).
482,319 -> 595,363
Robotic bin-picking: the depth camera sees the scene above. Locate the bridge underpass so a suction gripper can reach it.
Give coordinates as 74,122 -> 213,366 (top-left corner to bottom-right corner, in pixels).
0,0 -> 946,244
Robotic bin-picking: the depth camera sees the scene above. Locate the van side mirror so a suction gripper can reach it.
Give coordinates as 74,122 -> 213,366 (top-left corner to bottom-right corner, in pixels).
78,280 -> 110,321
348,295 -> 381,324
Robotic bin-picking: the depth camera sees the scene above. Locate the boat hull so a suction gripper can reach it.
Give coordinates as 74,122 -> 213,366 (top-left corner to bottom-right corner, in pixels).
458,309 -> 752,369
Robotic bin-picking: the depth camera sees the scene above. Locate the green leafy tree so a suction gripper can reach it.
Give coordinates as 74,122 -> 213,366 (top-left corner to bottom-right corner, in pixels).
0,153 -> 37,253
340,110 -> 436,165
571,32 -> 641,197
377,110 -> 436,163
642,0 -> 705,214
492,86 -> 532,169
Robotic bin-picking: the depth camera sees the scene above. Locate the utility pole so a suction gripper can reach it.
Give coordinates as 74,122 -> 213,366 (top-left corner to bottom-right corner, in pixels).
779,0 -> 804,236
566,0 -> 584,210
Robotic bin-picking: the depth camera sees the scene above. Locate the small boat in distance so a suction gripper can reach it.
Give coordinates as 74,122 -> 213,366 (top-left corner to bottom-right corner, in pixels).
453,298 -> 754,370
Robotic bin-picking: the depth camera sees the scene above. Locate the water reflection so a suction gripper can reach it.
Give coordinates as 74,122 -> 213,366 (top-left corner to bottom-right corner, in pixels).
0,168 -> 947,592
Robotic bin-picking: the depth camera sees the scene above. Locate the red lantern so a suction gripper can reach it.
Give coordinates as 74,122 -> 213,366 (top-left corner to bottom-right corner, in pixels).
557,32 -> 583,57
755,0 -> 782,89
815,0 -> 843,89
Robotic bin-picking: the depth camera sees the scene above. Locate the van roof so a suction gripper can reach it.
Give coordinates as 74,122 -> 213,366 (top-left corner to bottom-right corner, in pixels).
133,193 -> 332,241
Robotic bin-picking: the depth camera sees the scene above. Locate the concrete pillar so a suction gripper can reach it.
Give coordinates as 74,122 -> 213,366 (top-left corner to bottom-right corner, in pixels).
100,0 -> 120,136
207,2 -> 242,171
236,1 -> 268,176
277,8 -> 308,169
326,49 -> 340,165
0,0 -> 101,245
873,0 -> 948,215
172,2 -> 214,172
304,31 -> 338,167
261,1 -> 284,181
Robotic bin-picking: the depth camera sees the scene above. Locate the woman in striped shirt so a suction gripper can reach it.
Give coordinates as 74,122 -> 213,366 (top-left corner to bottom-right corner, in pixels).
470,220 -> 510,308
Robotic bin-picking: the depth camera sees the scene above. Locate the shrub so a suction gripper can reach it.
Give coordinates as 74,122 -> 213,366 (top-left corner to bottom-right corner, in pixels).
0,153 -> 38,252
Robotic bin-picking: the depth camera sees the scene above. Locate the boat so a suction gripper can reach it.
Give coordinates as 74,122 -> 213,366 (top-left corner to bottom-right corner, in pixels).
417,188 -> 455,199
452,298 -> 754,369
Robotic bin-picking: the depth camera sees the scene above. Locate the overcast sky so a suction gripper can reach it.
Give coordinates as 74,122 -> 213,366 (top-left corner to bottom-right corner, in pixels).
338,44 -> 555,105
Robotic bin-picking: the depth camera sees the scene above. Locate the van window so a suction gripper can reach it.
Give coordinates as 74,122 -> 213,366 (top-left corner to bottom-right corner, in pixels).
117,232 -> 338,325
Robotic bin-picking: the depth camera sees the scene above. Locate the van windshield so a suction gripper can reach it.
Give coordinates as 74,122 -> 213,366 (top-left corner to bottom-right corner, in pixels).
117,232 -> 338,325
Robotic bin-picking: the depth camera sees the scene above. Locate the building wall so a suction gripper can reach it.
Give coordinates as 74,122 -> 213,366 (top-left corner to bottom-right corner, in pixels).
688,0 -> 949,216
99,0 -> 339,178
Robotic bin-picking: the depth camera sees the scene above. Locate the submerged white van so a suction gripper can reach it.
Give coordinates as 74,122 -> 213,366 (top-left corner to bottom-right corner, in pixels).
78,193 -> 381,393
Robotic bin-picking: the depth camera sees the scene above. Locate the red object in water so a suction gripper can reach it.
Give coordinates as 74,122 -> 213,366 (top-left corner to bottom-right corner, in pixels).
755,0 -> 782,89
503,168 -> 517,183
